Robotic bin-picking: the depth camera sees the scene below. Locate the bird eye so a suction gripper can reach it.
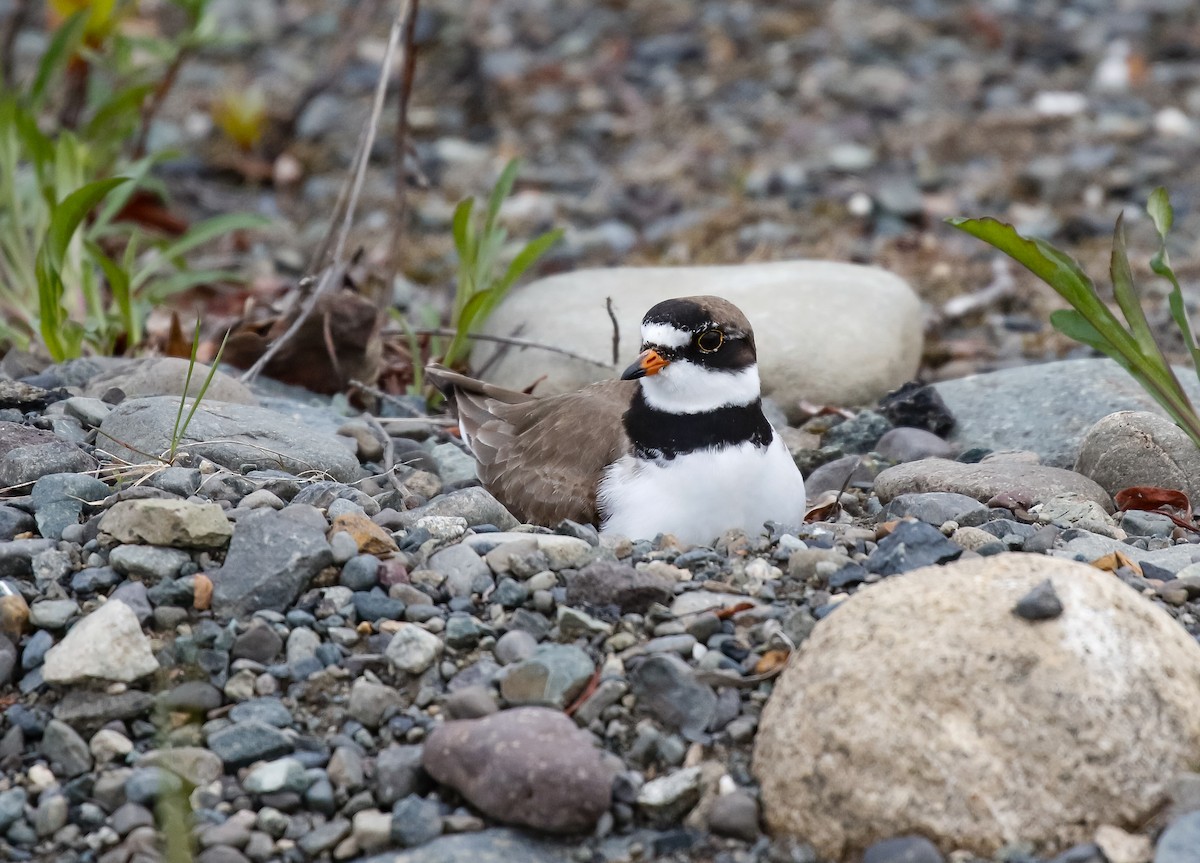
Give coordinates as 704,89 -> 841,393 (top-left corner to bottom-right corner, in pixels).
696,330 -> 724,352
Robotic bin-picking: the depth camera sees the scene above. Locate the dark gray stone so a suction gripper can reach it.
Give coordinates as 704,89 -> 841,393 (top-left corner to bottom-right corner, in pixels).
565,561 -> 673,614
228,697 -> 292,728
0,505 -> 35,541
882,493 -> 987,526
374,744 -> 427,806
340,554 -> 381,590
296,818 -> 351,856
53,690 -> 155,732
212,509 -> 333,617
862,835 -> 945,863
1013,579 -> 1064,621
875,427 -> 955,463
706,790 -> 760,842
40,719 -> 93,778
30,473 -> 110,540
391,794 -> 443,847
865,519 -> 964,576
231,621 -> 283,663
0,538 -> 55,578
822,410 -> 892,453
108,545 -> 191,582
206,721 -> 293,768
0,635 -> 16,687
628,653 -> 717,741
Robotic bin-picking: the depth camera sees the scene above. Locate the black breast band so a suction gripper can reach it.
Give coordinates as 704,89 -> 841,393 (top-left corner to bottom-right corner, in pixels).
623,390 -> 774,460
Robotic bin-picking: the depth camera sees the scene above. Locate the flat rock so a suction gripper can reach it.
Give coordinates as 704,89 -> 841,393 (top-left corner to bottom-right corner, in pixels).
564,560 -> 674,614
43,599 -> 159,684
30,473 -> 110,540
499,644 -> 594,708
933,359 -> 1200,468
1075,410 -> 1200,501
99,499 -> 232,548
398,487 -> 519,530
754,554 -> 1200,858
82,357 -> 256,404
629,653 -> 717,740
874,457 -> 1113,513
96,396 -> 359,482
474,261 -> 923,421
422,707 -> 616,834
462,532 -> 593,569
358,829 -> 574,863
211,509 -> 333,617
0,421 -> 97,488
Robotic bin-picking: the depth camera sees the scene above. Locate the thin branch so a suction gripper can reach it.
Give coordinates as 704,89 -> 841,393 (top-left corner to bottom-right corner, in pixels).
396,327 -> 614,368
361,413 -> 403,492
279,0 -> 383,147
0,0 -> 32,88
605,295 -> 620,365
241,0 -> 412,384
132,45 -> 190,159
388,0 -> 420,278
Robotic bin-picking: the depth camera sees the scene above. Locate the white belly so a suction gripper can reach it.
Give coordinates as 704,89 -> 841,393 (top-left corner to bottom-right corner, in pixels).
597,437 -> 807,546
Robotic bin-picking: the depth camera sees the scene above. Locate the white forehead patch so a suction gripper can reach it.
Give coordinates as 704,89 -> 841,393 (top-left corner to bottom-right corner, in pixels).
641,322 -> 693,349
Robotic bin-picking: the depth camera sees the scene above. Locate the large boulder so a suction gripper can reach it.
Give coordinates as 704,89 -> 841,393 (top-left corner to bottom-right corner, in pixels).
1074,410 -> 1200,502
873,456 -> 1114,512
422,707 -> 615,834
96,396 -> 360,482
753,553 -> 1200,860
473,261 -> 922,421
933,359 -> 1200,468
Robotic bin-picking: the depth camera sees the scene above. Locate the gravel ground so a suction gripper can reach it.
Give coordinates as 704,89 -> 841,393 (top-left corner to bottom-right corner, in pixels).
10,0 -> 1200,378
4,2 -> 1200,862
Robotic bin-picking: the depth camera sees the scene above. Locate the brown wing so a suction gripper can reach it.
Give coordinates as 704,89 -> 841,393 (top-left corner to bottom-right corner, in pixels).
425,365 -> 633,525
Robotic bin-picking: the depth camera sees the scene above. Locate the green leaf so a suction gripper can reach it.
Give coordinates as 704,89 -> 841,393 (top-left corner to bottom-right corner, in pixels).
144,268 -> 242,302
1108,214 -> 1159,359
83,82 -> 156,142
30,12 -> 89,110
483,158 -> 520,237
42,178 -> 130,273
89,241 -> 137,347
947,216 -> 1138,360
451,198 -> 473,254
130,212 -> 268,290
1147,187 -> 1173,238
495,228 -> 562,293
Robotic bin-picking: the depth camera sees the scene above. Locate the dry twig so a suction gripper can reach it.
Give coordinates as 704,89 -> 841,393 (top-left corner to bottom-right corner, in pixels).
606,296 -> 620,364
241,0 -> 413,384
400,327 -> 613,368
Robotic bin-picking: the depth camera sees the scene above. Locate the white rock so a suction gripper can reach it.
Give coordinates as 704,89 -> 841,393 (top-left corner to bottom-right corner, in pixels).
89,729 -> 134,764
43,600 -> 160,684
753,553 -> 1200,859
461,532 -> 593,570
472,261 -> 922,421
385,623 -> 443,674
352,809 -> 393,853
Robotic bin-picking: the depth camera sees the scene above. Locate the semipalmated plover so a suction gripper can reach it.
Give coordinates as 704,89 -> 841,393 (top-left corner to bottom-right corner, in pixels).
426,296 -> 806,545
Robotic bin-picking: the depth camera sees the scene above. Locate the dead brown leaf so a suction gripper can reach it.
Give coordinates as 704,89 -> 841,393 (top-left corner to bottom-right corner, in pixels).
328,512 -> 399,556
1090,550 -> 1143,578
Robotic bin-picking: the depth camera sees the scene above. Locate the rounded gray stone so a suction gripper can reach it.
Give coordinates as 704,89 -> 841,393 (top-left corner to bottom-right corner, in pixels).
1075,410 -> 1200,502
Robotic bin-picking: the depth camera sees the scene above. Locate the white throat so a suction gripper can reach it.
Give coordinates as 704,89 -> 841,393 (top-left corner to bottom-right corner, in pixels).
640,362 -> 761,414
